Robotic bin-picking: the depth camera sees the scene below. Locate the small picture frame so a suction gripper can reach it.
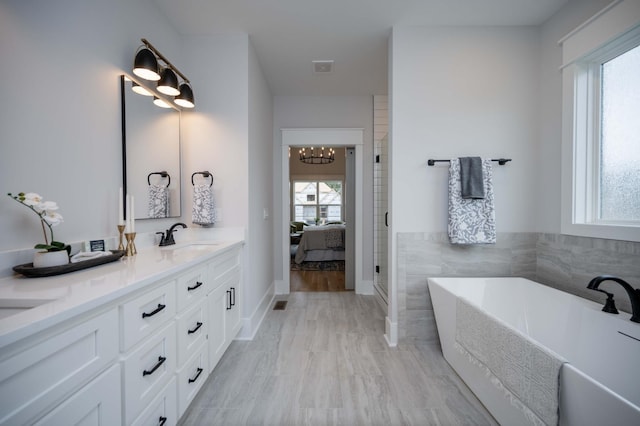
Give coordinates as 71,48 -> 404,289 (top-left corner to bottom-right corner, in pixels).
89,239 -> 106,252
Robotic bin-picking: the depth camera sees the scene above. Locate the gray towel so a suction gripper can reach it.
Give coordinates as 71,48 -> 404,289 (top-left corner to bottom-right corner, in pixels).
459,157 -> 485,199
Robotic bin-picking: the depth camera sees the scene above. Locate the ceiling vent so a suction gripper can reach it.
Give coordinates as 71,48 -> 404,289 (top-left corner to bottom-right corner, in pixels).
312,60 -> 334,74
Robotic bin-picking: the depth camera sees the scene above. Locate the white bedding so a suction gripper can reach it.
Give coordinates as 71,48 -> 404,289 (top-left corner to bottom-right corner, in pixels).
294,224 -> 345,264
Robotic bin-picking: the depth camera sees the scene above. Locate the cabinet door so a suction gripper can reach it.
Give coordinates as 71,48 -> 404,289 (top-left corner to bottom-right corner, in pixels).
207,284 -> 227,373
32,364 -> 121,426
225,267 -> 242,341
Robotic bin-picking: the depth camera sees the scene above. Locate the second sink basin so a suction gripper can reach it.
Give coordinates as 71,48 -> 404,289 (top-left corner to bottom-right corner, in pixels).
0,298 -> 54,320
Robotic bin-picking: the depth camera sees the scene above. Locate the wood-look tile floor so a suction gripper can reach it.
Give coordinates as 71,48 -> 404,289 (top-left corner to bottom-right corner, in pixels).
178,292 -> 497,426
290,271 -> 347,292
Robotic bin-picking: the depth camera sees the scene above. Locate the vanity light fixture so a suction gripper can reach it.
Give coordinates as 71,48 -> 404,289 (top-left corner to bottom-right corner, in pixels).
153,96 -> 172,109
299,147 -> 335,164
174,83 -> 195,109
157,68 -> 180,96
131,81 -> 154,96
133,47 -> 160,81
131,38 -> 195,109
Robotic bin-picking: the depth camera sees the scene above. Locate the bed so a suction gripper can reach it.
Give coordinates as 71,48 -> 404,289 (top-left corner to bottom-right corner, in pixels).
293,224 -> 345,264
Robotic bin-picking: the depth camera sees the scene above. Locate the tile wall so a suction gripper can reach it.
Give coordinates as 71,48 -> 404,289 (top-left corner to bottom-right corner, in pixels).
397,232 -> 640,343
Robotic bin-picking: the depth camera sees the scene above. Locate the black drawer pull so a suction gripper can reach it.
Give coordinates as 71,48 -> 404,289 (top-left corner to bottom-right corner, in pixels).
187,281 -> 203,291
226,290 -> 232,310
188,321 -> 203,335
158,416 -> 167,426
142,303 -> 166,318
231,287 -> 236,307
142,356 -> 167,376
188,367 -> 204,384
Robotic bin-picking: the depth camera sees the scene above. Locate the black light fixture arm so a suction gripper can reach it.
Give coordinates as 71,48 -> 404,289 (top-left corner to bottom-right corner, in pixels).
141,38 -> 190,84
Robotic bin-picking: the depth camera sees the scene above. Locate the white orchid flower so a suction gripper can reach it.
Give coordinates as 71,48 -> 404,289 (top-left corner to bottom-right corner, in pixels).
42,211 -> 64,227
39,200 -> 59,211
22,193 -> 43,206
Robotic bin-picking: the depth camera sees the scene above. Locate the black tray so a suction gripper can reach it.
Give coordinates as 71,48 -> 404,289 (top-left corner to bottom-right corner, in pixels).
13,250 -> 126,278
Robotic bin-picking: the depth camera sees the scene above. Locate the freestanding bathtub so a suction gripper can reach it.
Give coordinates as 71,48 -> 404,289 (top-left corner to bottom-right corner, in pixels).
428,277 -> 640,426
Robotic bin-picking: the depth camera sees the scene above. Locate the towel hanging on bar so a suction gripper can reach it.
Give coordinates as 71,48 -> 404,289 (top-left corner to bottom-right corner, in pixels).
448,158 -> 496,244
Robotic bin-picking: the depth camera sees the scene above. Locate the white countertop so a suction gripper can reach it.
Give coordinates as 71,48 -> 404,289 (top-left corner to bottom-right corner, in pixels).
0,238 -> 243,349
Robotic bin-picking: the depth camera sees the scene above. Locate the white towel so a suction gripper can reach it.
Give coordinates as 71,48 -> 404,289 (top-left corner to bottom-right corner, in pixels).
70,251 -> 112,263
192,184 -> 215,226
148,184 -> 169,218
448,158 -> 496,244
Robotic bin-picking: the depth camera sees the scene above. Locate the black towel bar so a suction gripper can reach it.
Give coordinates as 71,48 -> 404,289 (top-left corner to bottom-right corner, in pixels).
191,171 -> 213,187
427,158 -> 512,166
147,171 -> 171,187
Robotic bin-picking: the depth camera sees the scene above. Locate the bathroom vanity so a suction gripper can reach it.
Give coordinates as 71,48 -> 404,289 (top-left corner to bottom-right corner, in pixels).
0,239 -> 243,425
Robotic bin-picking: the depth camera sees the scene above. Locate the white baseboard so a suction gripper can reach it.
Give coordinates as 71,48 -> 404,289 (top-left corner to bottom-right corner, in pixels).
235,281 -> 275,340
384,316 -> 397,347
275,279 -> 289,294
357,279 -> 374,295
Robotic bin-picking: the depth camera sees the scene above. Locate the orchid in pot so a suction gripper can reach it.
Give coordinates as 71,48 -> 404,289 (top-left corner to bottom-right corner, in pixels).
8,192 -> 70,267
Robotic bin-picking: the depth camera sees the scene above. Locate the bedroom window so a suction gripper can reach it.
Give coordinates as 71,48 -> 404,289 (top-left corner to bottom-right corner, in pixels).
293,180 -> 342,224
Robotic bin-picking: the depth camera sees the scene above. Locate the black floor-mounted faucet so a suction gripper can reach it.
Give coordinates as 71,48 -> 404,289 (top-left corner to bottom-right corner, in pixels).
157,222 -> 187,246
587,275 -> 640,323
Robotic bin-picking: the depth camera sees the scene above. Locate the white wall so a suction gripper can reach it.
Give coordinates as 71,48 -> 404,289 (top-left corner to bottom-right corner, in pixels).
246,41 -> 274,328
536,0 -> 614,233
391,26 -> 541,235
273,96 -> 374,282
0,0 -> 184,251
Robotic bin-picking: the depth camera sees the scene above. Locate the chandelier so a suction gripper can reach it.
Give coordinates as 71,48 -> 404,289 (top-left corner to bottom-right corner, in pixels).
299,147 -> 335,164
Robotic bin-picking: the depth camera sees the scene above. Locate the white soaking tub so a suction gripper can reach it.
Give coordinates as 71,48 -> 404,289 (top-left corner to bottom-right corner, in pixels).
428,277 -> 640,426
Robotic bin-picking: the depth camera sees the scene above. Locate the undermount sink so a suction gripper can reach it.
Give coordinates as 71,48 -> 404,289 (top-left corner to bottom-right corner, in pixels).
0,298 -> 54,320
161,242 -> 221,252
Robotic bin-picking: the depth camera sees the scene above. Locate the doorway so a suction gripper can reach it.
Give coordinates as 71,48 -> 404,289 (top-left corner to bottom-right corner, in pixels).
280,128 -> 364,294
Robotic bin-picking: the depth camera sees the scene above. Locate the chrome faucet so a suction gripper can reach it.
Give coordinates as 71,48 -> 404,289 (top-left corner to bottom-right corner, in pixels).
587,275 -> 640,323
157,222 -> 187,246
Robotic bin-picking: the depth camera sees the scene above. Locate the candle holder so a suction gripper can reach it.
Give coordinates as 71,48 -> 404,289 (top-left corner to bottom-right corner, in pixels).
125,232 -> 137,256
117,225 -> 126,250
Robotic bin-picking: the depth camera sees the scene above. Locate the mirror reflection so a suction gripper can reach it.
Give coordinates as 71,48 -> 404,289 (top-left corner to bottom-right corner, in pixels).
121,75 -> 181,219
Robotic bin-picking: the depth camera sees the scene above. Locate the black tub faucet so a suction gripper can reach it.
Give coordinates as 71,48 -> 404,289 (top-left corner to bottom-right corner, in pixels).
157,222 -> 187,246
587,275 -> 640,323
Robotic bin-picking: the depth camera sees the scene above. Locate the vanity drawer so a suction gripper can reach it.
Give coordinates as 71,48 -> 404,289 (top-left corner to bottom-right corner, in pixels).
33,363 -> 121,426
131,376 -> 177,426
0,307 -> 118,426
176,299 -> 208,367
176,266 -> 207,312
122,321 -> 177,425
121,280 -> 176,352
177,343 -> 208,418
208,249 -> 240,290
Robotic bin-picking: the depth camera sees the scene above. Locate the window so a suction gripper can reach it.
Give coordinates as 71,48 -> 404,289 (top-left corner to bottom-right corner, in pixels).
292,180 -> 343,224
599,45 -> 640,222
560,2 -> 640,242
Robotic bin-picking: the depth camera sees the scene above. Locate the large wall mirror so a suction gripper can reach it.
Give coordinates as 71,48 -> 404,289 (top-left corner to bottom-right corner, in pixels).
121,75 -> 181,219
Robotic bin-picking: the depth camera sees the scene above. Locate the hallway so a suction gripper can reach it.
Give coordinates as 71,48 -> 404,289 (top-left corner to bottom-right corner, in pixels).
179,292 -> 496,425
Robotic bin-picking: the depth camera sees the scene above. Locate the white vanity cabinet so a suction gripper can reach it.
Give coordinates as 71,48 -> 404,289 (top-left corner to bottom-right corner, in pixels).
0,241 -> 243,426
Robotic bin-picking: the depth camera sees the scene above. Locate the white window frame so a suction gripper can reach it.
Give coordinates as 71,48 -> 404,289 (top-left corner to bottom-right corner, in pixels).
560,1 -> 640,242
290,175 -> 345,223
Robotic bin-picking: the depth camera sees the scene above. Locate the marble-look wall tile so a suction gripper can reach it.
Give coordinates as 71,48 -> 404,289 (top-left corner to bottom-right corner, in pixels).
536,233 -> 640,314
398,231 -> 640,345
